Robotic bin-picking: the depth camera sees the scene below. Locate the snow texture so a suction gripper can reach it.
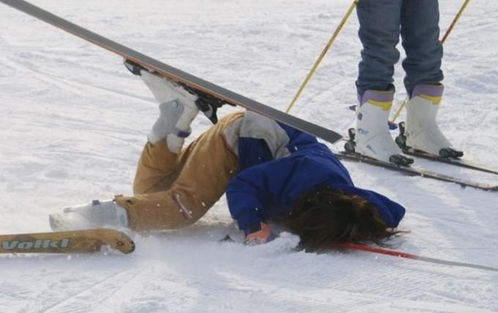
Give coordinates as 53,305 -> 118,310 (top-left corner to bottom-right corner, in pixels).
0,0 -> 497,312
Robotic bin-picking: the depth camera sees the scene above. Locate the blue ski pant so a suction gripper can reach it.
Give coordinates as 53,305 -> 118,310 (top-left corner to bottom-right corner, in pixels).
355,0 -> 444,97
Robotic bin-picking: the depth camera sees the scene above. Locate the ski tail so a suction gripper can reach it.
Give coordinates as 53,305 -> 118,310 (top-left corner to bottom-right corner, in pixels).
0,0 -> 343,145
403,147 -> 498,175
0,229 -> 135,254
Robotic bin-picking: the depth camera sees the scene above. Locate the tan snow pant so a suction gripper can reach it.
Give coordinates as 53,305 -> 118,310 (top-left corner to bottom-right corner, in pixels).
115,112 -> 243,231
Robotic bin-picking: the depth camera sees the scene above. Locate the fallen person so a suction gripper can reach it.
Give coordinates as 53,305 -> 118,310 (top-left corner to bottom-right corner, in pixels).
49,62 -> 405,251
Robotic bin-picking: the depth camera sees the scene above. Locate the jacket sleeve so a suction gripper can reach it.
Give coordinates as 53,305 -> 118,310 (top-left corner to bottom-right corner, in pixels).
225,164 -> 272,234
225,153 -> 309,234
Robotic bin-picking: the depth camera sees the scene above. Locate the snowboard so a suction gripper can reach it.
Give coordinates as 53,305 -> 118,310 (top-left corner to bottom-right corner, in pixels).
0,0 -> 342,145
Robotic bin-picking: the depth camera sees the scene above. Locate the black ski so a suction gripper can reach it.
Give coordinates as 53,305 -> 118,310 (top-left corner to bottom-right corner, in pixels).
336,151 -> 498,192
394,122 -> 498,175
402,148 -> 498,175
0,0 -> 342,145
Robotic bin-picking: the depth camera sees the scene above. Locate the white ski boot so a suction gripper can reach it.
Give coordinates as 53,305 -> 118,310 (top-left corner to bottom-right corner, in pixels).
124,60 -> 200,153
404,84 -> 463,158
49,200 -> 129,231
354,90 -> 413,166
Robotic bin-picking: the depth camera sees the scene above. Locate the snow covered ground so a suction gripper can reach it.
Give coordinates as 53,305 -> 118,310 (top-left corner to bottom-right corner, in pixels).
1,0 -> 497,312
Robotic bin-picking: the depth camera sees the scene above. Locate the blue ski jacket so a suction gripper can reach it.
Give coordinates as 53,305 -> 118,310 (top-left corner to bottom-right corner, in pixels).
225,113 -> 406,234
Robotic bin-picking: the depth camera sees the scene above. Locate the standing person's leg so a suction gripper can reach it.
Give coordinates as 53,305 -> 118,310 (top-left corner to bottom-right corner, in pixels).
401,0 -> 462,157
356,0 -> 402,95
354,0 -> 412,165
400,0 -> 443,95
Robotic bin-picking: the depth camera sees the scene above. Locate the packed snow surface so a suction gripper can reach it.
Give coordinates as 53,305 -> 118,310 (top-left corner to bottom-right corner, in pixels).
1,0 -> 497,312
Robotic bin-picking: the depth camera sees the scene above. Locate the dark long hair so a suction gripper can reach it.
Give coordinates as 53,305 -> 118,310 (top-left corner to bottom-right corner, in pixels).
285,186 -> 398,252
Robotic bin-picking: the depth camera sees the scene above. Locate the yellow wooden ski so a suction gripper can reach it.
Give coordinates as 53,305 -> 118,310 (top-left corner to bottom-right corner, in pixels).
0,229 -> 135,254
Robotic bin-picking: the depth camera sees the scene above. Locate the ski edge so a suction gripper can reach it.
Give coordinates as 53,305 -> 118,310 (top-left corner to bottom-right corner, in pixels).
336,151 -> 498,192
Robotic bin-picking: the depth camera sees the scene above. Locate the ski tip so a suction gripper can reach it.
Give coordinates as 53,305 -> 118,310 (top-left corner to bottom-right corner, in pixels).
115,237 -> 135,254
98,229 -> 135,254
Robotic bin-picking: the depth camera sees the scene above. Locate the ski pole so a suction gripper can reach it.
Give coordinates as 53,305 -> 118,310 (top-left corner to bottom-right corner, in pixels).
334,242 -> 498,273
390,0 -> 472,124
285,0 -> 359,113
441,0 -> 472,45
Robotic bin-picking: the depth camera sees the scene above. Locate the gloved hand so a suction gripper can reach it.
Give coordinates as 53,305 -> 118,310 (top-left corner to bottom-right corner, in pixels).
244,223 -> 275,245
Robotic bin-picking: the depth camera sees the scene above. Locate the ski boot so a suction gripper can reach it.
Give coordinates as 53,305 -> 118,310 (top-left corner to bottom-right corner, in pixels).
124,60 -> 200,152
124,60 -> 227,125
353,90 -> 413,166
402,84 -> 463,158
49,200 -> 129,231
